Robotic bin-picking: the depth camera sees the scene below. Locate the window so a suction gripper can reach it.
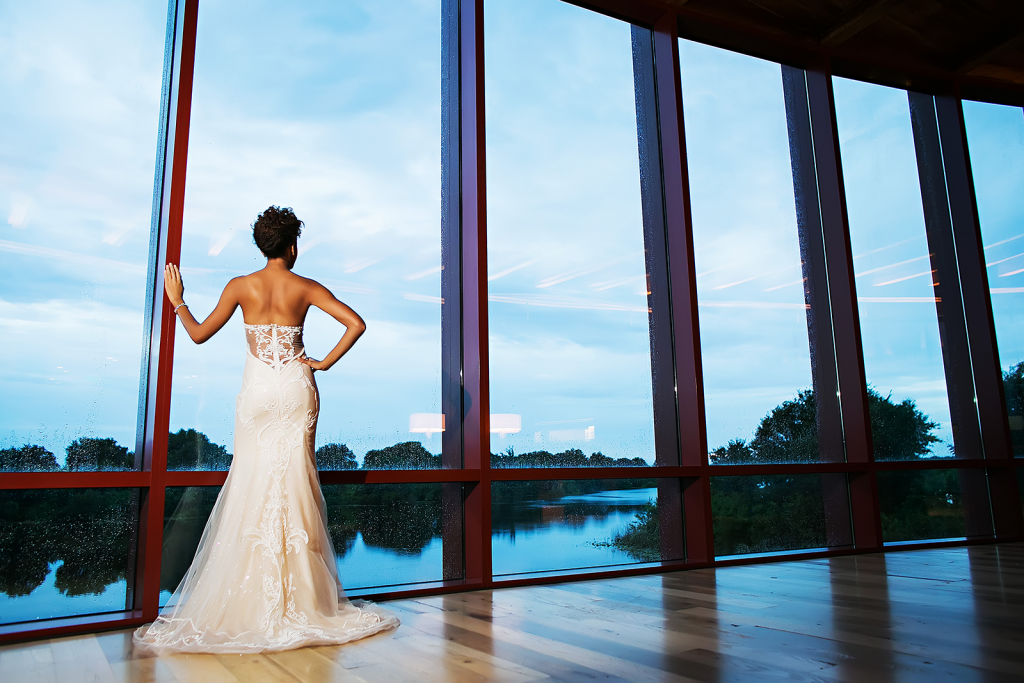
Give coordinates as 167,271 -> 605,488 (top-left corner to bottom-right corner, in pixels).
169,0 -> 442,471
0,0 -> 165,471
484,0 -> 655,467
833,78 -> 955,460
0,489 -> 138,624
962,101 -> 1024,457
492,479 -> 674,576
679,41 -> 817,465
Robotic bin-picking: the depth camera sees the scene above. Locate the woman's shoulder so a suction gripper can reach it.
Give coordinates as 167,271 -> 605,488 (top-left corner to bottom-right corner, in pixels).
291,271 -> 328,291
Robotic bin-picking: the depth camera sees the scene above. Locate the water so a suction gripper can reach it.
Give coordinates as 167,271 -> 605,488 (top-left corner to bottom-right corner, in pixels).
0,561 -> 127,625
6,487 -> 654,623
492,487 -> 657,576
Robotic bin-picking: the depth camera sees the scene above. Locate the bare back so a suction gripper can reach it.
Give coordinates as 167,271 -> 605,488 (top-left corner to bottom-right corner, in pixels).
235,268 -> 316,327
166,257 -> 366,372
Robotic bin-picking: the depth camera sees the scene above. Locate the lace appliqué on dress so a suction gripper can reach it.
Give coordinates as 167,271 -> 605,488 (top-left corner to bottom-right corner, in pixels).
245,323 -> 305,370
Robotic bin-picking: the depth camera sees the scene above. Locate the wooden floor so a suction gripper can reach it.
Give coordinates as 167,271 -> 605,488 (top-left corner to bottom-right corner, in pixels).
2,543 -> 1023,682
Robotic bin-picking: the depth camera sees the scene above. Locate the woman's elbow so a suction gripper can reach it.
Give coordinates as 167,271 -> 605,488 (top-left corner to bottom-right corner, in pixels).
352,320 -> 367,336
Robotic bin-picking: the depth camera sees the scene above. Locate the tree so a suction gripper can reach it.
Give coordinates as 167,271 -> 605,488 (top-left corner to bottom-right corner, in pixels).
316,443 -> 357,470
166,429 -> 231,471
868,388 -> 940,461
748,389 -> 819,463
363,441 -> 440,470
0,444 -> 59,472
709,439 -> 754,465
64,438 -> 132,471
491,447 -> 647,469
607,500 -> 660,562
709,387 -> 938,464
703,386 -> 942,553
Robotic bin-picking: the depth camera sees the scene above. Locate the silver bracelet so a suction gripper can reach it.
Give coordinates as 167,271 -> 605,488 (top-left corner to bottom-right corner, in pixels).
174,302 -> 188,314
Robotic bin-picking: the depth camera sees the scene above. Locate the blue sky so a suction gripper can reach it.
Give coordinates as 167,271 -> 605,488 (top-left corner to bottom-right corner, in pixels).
680,40 -> 815,453
0,0 -> 164,458
2,0 -> 1022,465
485,0 -> 654,461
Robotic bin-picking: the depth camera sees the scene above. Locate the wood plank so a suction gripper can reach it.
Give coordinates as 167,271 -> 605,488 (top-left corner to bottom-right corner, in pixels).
214,653 -> 300,683
0,640 -> 58,683
268,648 -> 369,683
50,635 -> 118,683
160,653 -> 239,683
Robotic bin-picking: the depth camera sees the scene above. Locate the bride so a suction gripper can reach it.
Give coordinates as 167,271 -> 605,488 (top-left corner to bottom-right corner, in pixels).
134,206 -> 398,654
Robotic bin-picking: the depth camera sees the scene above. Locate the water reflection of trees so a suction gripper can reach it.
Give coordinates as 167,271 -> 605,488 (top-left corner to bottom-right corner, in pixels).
492,479 -> 654,539
0,489 -> 133,601
158,483 -> 444,593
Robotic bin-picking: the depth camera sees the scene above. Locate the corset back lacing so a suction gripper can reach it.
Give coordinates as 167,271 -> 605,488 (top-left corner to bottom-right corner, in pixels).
244,323 -> 305,371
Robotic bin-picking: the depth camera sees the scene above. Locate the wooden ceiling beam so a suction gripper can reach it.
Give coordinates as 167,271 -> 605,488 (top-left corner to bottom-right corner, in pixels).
821,0 -> 904,47
954,27 -> 1024,75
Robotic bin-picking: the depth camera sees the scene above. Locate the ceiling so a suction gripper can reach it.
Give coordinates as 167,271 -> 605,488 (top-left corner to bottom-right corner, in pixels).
590,0 -> 1024,104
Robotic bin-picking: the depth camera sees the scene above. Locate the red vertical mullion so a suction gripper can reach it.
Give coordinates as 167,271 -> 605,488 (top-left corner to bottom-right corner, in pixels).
460,0 -> 491,587
651,15 -> 713,563
137,0 -> 200,622
799,64 -> 882,550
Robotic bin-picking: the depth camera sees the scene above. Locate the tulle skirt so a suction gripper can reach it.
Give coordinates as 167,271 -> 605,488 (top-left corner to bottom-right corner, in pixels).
133,349 -> 398,654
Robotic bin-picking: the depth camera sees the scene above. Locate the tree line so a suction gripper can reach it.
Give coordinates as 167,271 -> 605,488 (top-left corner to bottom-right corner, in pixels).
610,383 -> 974,559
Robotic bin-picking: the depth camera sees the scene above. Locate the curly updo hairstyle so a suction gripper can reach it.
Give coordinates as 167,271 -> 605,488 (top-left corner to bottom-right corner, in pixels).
252,206 -> 303,259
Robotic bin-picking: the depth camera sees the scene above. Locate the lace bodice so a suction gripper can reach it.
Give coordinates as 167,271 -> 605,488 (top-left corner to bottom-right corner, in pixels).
245,324 -> 305,370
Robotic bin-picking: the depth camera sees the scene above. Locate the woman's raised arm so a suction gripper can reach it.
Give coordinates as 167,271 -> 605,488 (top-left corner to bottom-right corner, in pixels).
164,263 -> 240,344
297,281 -> 366,372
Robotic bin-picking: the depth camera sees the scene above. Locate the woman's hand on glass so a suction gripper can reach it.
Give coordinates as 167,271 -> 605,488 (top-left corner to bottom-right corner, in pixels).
164,263 -> 185,307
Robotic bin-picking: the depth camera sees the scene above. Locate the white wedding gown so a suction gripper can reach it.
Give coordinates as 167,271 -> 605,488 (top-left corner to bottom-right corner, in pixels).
134,324 -> 398,654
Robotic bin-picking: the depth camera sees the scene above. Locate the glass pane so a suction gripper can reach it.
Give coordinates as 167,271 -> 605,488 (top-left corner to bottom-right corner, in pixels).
322,484 -> 444,590
485,0 -> 655,466
832,78 -> 951,459
168,0 -> 441,469
679,41 -> 816,465
160,484 -> 445,601
160,486 -> 221,607
962,101 -> 1024,457
711,475 -> 831,557
0,489 -> 136,625
492,479 -> 675,576
0,1 -> 165,469
877,470 -> 967,543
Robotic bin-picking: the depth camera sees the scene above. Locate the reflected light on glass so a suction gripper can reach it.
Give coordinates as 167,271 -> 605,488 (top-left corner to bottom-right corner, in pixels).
490,414 -> 522,438
409,413 -> 444,439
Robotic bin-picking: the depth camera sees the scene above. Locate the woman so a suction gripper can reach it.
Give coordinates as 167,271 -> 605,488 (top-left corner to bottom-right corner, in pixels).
134,206 -> 398,654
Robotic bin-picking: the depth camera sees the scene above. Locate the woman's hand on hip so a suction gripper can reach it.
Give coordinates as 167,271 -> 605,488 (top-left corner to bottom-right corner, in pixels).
298,356 -> 329,372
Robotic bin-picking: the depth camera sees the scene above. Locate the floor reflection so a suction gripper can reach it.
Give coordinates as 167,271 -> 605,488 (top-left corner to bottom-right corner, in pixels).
830,554 -> 894,682
4,543 -> 1022,682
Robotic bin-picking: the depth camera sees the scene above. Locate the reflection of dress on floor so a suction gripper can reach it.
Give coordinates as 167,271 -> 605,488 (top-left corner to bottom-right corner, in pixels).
134,324 -> 398,654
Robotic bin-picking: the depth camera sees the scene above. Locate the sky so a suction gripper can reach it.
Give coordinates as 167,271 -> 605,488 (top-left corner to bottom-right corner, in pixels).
2,0 -> 1022,466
